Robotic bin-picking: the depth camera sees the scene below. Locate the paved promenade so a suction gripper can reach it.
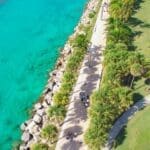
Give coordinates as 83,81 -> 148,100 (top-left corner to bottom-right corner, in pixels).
55,0 -> 109,149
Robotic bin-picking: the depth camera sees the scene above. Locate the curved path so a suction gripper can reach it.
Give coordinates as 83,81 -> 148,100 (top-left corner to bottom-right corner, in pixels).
103,95 -> 150,150
55,0 -> 109,149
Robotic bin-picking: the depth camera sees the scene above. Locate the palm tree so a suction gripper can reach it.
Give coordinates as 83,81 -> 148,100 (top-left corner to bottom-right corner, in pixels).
41,124 -> 58,144
130,63 -> 143,88
128,52 -> 145,87
110,0 -> 123,21
110,0 -> 135,22
48,105 -> 66,126
108,23 -> 132,44
122,0 -> 135,21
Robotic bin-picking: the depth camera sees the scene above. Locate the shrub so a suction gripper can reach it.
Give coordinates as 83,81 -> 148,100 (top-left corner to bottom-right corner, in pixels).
89,12 -> 95,18
31,143 -> 49,150
53,90 -> 69,106
41,124 -> 58,143
48,105 -> 66,125
73,34 -> 88,49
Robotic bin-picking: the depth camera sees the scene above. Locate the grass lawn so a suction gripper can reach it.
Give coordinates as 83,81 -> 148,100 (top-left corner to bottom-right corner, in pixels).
113,1 -> 150,149
114,106 -> 150,150
131,0 -> 150,100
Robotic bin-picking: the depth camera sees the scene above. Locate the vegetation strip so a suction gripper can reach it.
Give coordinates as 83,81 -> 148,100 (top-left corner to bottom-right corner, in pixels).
84,0 -> 149,149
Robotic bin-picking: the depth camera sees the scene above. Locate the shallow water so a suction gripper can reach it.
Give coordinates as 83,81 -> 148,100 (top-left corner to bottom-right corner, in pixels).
0,0 -> 87,149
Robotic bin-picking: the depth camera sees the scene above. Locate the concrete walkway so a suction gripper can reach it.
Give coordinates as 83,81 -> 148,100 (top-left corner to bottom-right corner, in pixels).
103,95 -> 150,150
55,0 -> 109,150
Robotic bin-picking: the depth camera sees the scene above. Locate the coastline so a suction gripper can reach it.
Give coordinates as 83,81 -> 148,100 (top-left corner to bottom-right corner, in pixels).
19,0 -> 100,149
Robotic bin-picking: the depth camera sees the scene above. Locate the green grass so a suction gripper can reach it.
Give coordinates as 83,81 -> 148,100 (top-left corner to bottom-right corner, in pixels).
114,1 -> 150,149
132,0 -> 150,60
132,0 -> 150,99
114,106 -> 150,150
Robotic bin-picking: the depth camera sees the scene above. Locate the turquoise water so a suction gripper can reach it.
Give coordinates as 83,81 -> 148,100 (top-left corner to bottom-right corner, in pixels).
0,0 -> 87,149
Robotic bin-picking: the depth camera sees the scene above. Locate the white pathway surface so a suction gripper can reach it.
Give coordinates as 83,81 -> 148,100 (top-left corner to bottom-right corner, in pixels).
103,95 -> 150,150
55,0 -> 109,150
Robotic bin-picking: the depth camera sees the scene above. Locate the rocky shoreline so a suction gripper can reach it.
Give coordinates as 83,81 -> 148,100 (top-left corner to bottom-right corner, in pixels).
20,0 -> 99,149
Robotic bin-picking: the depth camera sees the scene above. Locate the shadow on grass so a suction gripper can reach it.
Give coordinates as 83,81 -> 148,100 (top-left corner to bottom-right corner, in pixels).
132,92 -> 144,102
113,126 -> 127,149
129,17 -> 150,28
145,78 -> 150,85
133,0 -> 145,14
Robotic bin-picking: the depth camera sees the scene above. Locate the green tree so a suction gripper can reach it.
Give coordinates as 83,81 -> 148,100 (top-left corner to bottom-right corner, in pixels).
128,52 -> 145,87
130,63 -> 143,88
110,0 -> 135,22
110,0 -> 123,21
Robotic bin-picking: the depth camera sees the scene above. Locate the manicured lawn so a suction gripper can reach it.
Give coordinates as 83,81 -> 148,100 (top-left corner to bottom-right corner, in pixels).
114,106 -> 150,150
114,1 -> 150,149
132,0 -> 150,100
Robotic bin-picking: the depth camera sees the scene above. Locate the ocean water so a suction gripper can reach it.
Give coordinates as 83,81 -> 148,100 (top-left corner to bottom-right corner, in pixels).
0,0 -> 87,149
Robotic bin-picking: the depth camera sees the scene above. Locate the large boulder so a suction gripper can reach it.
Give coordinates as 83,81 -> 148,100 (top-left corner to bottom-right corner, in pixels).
19,144 -> 28,150
64,44 -> 72,54
30,124 -> 40,135
20,122 -> 27,131
52,84 -> 59,93
42,101 -> 49,108
47,81 -> 55,90
33,114 -> 42,124
27,121 -> 36,132
44,94 -> 52,104
21,132 -> 32,143
36,109 -> 45,117
34,103 -> 43,110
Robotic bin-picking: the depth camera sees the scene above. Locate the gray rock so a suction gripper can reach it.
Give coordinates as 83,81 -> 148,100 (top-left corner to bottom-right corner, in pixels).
27,121 -> 36,133
19,144 -> 27,150
30,124 -> 40,135
21,132 -> 32,143
52,70 -> 57,76
34,103 -> 42,110
52,84 -> 59,93
45,97 -> 52,105
33,114 -> 42,124
24,120 -> 32,126
42,101 -> 49,108
47,82 -> 54,90
36,109 -> 45,116
20,123 -> 27,131
64,44 -> 72,54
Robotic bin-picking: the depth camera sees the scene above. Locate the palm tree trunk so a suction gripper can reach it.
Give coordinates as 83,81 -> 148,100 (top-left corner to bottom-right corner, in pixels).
130,76 -> 134,88
127,74 -> 132,87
